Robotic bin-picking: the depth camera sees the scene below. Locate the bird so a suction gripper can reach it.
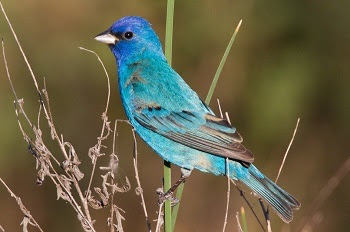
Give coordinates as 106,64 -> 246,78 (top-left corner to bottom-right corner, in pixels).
94,16 -> 300,223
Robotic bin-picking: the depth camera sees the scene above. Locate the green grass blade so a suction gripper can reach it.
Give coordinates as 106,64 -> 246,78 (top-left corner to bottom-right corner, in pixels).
164,161 -> 172,232
172,19 -> 243,231
172,19 -> 242,231
241,206 -> 248,232
164,0 -> 175,231
205,19 -> 242,105
165,0 -> 175,66
171,181 -> 184,231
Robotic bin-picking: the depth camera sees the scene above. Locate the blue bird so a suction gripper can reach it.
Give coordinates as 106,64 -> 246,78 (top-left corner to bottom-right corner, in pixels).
95,16 -> 300,223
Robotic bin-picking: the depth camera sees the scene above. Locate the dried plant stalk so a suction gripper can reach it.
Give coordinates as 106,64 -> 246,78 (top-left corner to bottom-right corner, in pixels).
0,177 -> 44,232
132,130 -> 152,231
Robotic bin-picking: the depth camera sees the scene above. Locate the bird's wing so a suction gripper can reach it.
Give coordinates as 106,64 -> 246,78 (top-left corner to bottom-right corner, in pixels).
133,106 -> 254,164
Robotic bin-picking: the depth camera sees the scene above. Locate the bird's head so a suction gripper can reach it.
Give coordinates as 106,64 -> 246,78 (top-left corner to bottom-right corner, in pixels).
95,16 -> 165,64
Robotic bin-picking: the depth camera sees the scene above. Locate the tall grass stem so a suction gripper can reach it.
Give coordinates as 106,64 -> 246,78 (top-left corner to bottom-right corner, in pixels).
164,0 -> 175,231
205,19 -> 242,105
172,19 -> 243,231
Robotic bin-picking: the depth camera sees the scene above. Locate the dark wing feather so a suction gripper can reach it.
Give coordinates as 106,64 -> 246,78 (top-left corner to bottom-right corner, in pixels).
134,107 -> 254,164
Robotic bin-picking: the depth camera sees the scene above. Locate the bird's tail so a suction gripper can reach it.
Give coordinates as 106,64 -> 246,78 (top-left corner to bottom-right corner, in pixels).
237,165 -> 301,223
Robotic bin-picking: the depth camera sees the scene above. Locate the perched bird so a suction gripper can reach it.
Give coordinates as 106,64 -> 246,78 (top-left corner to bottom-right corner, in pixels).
95,16 -> 300,223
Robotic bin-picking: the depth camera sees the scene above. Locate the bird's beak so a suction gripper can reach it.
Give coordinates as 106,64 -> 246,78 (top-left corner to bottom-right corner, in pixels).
94,30 -> 119,45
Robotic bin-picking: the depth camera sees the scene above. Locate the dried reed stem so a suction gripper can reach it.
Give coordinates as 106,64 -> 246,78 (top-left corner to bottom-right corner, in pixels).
275,118 -> 300,183
78,47 -> 111,200
2,39 -> 95,231
220,100 -> 231,232
222,158 -> 231,232
0,177 -> 44,232
132,130 -> 151,231
261,118 -> 301,232
236,212 -> 243,232
155,203 -> 164,232
231,179 -> 266,231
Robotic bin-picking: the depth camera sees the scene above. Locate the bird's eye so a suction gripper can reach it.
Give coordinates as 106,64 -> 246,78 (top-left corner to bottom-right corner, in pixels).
124,31 -> 133,40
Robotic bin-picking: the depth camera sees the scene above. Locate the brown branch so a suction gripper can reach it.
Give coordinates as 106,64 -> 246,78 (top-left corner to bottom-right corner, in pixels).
11,100 -> 89,225
155,203 -> 164,232
2,39 -> 32,128
79,47 -> 112,200
222,158 -> 231,232
261,118 -> 301,231
110,120 -> 118,232
236,212 -> 243,232
275,118 -> 300,183
231,180 -> 266,232
0,177 -> 44,232
219,101 -> 230,232
98,119 -> 129,231
222,105 -> 265,231
3,39 -> 94,230
132,130 -> 152,232
0,5 -> 96,229
41,80 -> 94,226
258,199 -> 271,232
217,99 -> 224,118
0,1 -> 40,93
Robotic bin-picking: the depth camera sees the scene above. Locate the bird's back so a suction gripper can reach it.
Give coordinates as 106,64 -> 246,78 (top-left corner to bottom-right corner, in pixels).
117,56 -> 211,122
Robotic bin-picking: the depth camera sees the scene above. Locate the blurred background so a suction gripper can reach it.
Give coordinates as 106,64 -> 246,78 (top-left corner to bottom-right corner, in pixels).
0,0 -> 349,231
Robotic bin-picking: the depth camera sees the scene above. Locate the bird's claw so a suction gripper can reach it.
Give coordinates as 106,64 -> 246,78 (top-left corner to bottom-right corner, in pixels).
156,188 -> 179,206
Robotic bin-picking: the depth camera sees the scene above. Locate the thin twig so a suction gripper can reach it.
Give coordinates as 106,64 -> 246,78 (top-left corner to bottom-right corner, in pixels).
0,1 -> 40,93
48,171 -> 85,219
78,47 -> 111,114
1,4 -> 95,228
3,39 -> 94,230
222,106 -> 231,232
225,112 -> 231,125
258,199 -> 271,232
132,130 -> 151,232
236,212 -> 243,232
111,123 -> 118,163
267,220 -> 272,232
0,177 -> 44,232
222,158 -> 231,232
217,99 -> 224,118
110,120 -> 118,232
41,79 -> 68,164
110,186 -> 115,232
275,118 -> 300,183
155,203 -> 164,232
231,180 -> 266,232
223,109 -> 264,231
42,81 -> 94,226
259,118 -> 301,231
2,39 -> 32,128
11,99 -> 91,227
79,47 -> 111,199
1,8 -> 71,169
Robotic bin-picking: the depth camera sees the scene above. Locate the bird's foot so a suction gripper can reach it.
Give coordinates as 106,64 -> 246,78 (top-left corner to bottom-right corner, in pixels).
156,188 -> 179,206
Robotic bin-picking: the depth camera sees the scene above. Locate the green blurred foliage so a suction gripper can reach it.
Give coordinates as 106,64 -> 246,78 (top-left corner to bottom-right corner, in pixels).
0,0 -> 349,231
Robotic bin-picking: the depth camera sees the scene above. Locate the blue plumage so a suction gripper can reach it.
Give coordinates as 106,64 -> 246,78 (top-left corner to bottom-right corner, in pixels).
95,16 -> 300,223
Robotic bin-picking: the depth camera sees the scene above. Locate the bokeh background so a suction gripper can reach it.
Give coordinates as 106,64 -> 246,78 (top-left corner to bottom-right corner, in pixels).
0,0 -> 349,231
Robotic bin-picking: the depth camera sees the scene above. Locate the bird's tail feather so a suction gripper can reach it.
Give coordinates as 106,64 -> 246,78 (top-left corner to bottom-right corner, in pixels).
238,165 -> 300,223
